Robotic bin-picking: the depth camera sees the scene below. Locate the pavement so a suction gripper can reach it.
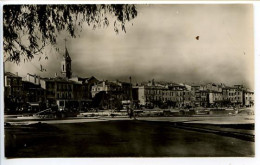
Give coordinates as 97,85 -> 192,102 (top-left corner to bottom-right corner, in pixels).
5,120 -> 254,157
138,115 -> 255,124
4,113 -> 254,125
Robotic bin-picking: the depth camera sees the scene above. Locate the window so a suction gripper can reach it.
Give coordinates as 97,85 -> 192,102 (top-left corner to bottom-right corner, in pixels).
63,65 -> 65,71
6,78 -> 10,85
60,101 -> 64,106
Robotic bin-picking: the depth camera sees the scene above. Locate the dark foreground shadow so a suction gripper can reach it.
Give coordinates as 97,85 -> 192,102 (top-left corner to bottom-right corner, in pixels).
5,120 -> 255,158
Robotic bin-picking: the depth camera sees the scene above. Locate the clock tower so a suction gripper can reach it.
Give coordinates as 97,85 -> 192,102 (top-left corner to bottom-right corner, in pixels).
61,46 -> 72,79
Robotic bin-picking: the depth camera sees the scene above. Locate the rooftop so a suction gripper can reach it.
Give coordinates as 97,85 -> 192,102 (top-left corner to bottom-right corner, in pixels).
5,72 -> 21,78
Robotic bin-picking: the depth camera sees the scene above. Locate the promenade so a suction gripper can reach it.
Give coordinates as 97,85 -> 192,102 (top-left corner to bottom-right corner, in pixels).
4,112 -> 255,157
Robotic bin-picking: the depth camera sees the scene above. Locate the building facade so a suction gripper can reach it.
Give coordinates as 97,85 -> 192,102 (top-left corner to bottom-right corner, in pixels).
244,91 -> 254,107
209,91 -> 223,106
4,72 -> 23,111
223,87 -> 244,106
4,72 -> 23,98
134,82 -> 187,108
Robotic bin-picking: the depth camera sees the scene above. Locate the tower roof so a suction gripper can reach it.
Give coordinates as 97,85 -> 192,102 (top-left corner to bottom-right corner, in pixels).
64,47 -> 71,61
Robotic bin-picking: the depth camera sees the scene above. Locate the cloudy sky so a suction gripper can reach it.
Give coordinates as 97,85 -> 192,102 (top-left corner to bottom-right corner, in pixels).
5,4 -> 254,88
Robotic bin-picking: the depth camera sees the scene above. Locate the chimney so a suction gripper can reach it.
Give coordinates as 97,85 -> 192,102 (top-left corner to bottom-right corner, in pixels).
55,73 -> 57,77
27,73 -> 30,81
16,72 -> 18,76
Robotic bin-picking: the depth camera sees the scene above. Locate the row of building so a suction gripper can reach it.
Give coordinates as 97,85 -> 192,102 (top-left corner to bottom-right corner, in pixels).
133,80 -> 254,108
4,46 -> 254,112
4,71 -> 255,112
4,71 -> 98,111
4,47 -> 132,112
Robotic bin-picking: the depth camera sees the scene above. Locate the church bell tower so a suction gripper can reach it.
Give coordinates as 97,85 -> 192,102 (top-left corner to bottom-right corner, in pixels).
61,42 -> 72,79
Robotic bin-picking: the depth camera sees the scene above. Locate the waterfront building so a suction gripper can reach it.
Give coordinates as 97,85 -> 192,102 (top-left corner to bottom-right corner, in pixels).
4,72 -> 23,98
243,90 -> 254,107
222,87 -> 243,106
208,91 -> 223,106
222,85 -> 254,107
91,80 -> 131,109
183,90 -> 193,107
22,81 -> 46,111
25,46 -> 98,111
194,90 -> 209,107
4,72 -> 23,111
39,77 -> 74,109
70,76 -> 99,99
134,81 -> 186,108
133,86 -> 146,106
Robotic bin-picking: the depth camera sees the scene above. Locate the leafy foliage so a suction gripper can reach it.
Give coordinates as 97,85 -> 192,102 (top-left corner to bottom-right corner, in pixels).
3,4 -> 138,63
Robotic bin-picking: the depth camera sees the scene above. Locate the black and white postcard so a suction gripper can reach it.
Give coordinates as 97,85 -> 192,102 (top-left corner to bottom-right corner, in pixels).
1,2 -> 259,165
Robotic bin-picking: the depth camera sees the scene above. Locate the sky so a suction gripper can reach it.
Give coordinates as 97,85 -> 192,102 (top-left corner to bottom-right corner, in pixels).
5,4 -> 254,89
